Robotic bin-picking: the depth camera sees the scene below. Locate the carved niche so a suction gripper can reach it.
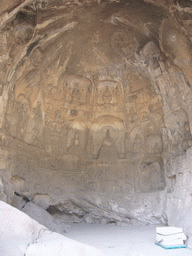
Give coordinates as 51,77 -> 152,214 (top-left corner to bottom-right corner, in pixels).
66,118 -> 88,157
125,69 -> 164,128
135,157 -> 166,193
165,109 -> 192,154
43,74 -> 93,127
67,131 -> 83,155
90,115 -> 125,160
60,75 -> 93,105
146,135 -> 163,154
97,129 -> 118,160
93,80 -> 125,120
129,128 -> 145,157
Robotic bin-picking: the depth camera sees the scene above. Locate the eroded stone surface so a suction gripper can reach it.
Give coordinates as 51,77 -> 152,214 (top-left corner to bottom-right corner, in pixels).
0,201 -> 106,256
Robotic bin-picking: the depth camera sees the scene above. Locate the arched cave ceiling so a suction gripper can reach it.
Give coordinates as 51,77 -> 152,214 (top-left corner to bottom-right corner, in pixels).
0,0 -> 192,225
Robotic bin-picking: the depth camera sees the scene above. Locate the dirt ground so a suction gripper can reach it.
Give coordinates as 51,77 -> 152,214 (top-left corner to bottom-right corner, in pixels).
65,223 -> 192,256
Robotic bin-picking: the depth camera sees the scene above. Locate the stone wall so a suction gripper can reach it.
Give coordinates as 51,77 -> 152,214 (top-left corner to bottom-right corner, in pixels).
166,147 -> 192,236
0,0 -> 192,226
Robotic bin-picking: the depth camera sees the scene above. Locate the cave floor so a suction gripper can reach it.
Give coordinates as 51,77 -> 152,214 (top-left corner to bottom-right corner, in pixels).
65,223 -> 192,256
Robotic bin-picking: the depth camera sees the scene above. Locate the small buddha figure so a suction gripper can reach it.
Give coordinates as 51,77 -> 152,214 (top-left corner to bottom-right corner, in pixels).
102,85 -> 112,103
98,129 -> 118,159
174,131 -> 183,151
62,83 -> 67,100
124,132 -> 131,153
94,87 -> 98,104
46,103 -> 53,119
132,134 -> 143,154
115,86 -> 121,103
139,163 -> 152,192
71,83 -> 81,103
68,131 -> 83,155
153,141 -> 162,153
181,122 -> 192,150
86,85 -> 92,103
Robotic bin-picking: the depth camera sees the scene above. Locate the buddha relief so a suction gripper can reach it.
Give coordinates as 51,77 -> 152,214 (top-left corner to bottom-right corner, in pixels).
96,80 -> 123,105
67,131 -> 83,155
102,86 -> 112,104
132,134 -> 143,154
98,129 -> 118,160
165,109 -> 192,154
146,135 -> 163,154
61,76 -> 92,106
71,83 -> 81,103
135,159 -> 165,193
86,85 -> 92,104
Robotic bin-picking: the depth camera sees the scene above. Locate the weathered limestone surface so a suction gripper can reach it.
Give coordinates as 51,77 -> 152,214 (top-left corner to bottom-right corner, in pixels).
0,0 -> 192,229
0,201 -> 106,256
0,200 -> 46,256
166,147 -> 192,237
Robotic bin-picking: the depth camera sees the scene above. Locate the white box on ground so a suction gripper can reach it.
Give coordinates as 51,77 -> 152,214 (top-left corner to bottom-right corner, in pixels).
156,227 -> 187,247
156,227 -> 183,236
160,239 -> 184,247
156,232 -> 187,243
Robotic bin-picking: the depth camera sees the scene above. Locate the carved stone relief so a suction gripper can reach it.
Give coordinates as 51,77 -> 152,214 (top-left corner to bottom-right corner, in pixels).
90,115 -> 125,160
67,131 -> 83,155
146,135 -> 163,154
93,80 -> 125,120
129,128 -> 145,157
97,129 -> 118,160
135,158 -> 165,193
165,109 -> 192,154
1,0 -> 192,226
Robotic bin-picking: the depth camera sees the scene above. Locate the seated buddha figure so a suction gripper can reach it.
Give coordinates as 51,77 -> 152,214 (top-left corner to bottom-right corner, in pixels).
98,129 -> 118,160
67,131 -> 83,155
71,83 -> 81,103
102,86 -> 112,104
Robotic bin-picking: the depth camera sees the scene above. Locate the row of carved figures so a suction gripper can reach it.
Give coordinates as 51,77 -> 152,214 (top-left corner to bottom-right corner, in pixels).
48,83 -> 122,104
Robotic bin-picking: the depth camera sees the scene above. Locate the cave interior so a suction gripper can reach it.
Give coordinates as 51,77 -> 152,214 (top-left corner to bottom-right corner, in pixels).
0,0 -> 192,236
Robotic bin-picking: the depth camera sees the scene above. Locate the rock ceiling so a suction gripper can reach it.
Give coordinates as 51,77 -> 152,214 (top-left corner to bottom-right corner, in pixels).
0,0 -> 192,226
1,0 -> 191,16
